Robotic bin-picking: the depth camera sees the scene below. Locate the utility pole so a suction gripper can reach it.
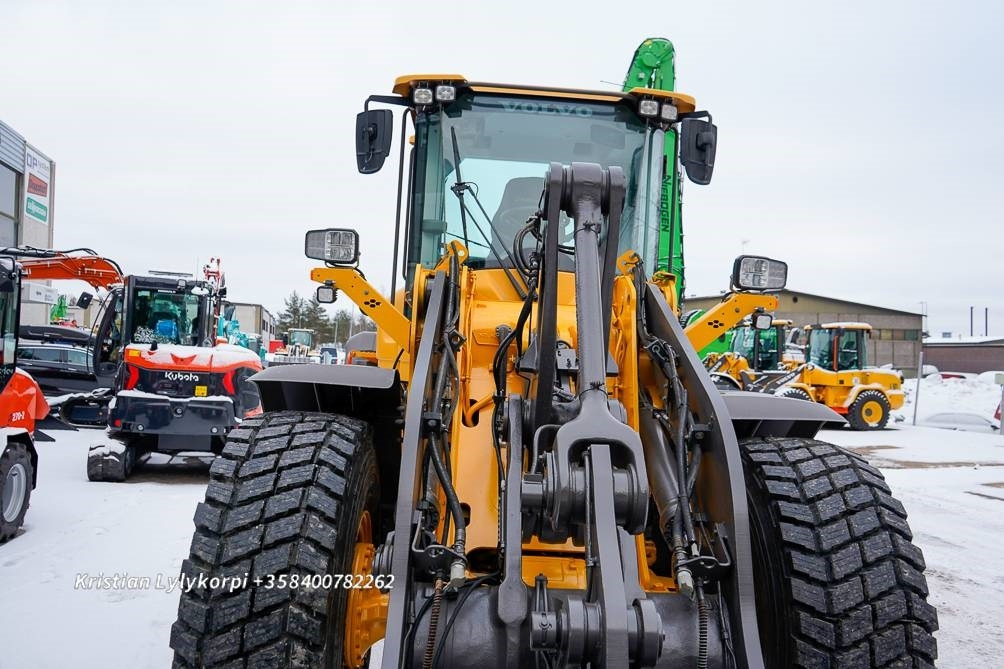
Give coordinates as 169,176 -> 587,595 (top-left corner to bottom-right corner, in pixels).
970,306 -> 974,336
986,307 -> 989,336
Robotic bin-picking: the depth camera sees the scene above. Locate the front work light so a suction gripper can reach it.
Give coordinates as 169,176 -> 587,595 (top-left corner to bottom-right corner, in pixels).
731,255 -> 788,291
305,228 -> 360,265
316,285 -> 337,303
413,87 -> 434,105
752,312 -> 774,330
660,104 -> 678,122
435,85 -> 456,102
638,99 -> 660,117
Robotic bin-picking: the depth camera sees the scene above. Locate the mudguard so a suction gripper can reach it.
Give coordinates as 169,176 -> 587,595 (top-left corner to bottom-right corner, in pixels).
250,363 -> 400,415
722,390 -> 846,439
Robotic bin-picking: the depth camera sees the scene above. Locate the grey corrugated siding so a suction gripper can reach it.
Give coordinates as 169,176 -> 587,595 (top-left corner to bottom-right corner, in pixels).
0,121 -> 25,173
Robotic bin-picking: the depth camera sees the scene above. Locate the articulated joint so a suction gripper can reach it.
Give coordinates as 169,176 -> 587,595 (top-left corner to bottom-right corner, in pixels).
530,594 -> 662,667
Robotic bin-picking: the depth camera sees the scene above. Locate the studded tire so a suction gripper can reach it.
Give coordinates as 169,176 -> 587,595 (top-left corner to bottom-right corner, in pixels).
776,387 -> 814,402
170,411 -> 379,668
741,436 -> 937,668
848,390 -> 892,431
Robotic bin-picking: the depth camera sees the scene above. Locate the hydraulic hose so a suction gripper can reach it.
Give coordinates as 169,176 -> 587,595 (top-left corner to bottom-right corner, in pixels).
427,433 -> 465,551
422,578 -> 445,669
697,585 -> 710,669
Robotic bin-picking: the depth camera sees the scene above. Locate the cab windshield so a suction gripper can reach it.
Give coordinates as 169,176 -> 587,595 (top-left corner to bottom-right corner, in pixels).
130,289 -> 208,346
289,330 -> 313,347
408,92 -> 664,274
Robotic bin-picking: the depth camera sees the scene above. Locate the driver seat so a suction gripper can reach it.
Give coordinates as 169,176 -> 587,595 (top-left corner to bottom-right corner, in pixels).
484,177 -> 543,268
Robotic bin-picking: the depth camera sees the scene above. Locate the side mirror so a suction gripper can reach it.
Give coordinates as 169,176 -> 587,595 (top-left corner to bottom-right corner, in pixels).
356,109 -> 394,174
316,285 -> 337,304
731,255 -> 787,291
0,256 -> 17,293
76,292 -> 93,309
681,117 -> 718,185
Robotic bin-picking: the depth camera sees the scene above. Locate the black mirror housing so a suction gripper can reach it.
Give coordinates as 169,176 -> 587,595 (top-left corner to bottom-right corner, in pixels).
680,117 -> 718,185
76,292 -> 93,309
356,109 -> 394,174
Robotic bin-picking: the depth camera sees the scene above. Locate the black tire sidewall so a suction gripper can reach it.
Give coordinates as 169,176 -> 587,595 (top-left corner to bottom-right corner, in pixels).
743,452 -> 795,665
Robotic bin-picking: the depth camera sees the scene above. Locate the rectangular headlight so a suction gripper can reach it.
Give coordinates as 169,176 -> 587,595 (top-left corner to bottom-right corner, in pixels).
435,85 -> 456,102
731,255 -> 788,291
305,228 -> 360,264
660,103 -> 678,122
413,87 -> 434,105
638,99 -> 659,117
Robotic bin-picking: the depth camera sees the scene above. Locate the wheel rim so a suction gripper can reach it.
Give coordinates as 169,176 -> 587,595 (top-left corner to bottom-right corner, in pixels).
3,462 -> 28,522
861,399 -> 885,426
344,510 -> 387,668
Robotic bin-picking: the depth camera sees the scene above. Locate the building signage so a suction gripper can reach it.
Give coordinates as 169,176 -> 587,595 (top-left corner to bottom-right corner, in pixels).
24,144 -> 51,224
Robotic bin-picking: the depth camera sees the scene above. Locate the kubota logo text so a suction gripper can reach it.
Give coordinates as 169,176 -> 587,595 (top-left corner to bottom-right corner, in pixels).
166,372 -> 200,382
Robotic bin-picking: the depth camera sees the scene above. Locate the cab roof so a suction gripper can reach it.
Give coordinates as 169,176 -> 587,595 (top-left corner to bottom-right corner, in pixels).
391,74 -> 697,113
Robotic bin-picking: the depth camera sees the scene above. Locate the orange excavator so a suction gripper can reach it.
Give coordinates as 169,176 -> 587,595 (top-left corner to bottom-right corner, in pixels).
1,247 -> 263,482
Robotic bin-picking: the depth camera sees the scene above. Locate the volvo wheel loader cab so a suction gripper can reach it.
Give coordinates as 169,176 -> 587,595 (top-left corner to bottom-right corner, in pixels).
780,322 -> 905,430
90,271 -> 263,481
173,72 -> 936,668
0,255 -> 50,542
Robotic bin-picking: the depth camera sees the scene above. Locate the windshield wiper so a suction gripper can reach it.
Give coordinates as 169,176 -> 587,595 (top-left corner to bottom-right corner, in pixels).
449,127 -> 528,299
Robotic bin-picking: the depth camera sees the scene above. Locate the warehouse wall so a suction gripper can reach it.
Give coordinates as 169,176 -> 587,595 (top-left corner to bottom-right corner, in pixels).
684,290 -> 923,374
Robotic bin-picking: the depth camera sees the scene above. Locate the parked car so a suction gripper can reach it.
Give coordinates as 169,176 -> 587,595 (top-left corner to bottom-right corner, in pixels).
15,343 -> 97,395
918,412 -> 1000,433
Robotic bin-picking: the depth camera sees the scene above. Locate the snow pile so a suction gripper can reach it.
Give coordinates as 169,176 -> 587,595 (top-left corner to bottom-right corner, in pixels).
896,373 -> 1003,421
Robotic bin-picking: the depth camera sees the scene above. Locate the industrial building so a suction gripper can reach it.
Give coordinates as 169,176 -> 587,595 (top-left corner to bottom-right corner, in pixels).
921,336 -> 1004,374
684,289 -> 923,373
227,301 -> 277,345
1,119 -> 56,324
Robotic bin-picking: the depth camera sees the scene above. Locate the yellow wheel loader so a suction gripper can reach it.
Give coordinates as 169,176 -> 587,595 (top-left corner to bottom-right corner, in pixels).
171,73 -> 935,668
779,323 -> 905,430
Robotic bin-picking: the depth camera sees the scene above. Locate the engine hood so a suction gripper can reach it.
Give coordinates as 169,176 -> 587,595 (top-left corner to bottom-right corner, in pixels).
123,343 -> 262,372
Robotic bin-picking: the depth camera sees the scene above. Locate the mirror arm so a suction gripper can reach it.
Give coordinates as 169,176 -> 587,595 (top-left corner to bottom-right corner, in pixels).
364,94 -> 411,111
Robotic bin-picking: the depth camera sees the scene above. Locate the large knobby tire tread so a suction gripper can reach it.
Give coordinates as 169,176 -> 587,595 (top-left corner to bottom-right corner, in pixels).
170,411 -> 375,669
86,444 -> 134,482
742,436 -> 937,668
0,442 -> 33,542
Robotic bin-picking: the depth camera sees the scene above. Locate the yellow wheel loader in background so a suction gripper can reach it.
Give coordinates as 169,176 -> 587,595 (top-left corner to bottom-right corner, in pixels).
171,69 -> 936,668
779,322 -> 905,430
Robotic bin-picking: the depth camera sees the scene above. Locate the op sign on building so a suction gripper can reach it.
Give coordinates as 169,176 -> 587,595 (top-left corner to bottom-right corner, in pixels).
24,144 -> 51,224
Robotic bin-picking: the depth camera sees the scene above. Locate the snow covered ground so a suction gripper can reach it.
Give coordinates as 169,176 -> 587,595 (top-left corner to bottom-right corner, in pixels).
1,374 -> 1002,668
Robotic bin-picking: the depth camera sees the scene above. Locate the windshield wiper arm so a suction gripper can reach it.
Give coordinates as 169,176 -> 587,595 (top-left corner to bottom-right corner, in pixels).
449,127 -> 527,299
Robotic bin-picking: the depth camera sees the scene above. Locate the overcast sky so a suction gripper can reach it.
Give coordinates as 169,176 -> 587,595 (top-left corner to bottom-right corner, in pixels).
4,0 -> 1001,338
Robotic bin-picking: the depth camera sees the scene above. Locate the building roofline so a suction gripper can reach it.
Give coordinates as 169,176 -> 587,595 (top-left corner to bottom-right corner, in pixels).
684,288 -> 923,317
